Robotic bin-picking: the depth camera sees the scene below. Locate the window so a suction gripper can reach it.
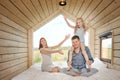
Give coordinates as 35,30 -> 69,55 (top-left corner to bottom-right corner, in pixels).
99,31 -> 113,64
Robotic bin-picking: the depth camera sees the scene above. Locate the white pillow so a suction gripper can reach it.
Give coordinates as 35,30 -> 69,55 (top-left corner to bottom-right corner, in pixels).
91,58 -> 107,70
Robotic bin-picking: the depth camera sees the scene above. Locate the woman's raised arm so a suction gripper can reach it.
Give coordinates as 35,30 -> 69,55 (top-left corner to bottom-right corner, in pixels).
50,34 -> 70,49
40,48 -> 63,55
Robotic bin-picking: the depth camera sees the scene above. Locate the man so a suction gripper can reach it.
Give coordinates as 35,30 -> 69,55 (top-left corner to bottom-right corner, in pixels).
62,35 -> 98,77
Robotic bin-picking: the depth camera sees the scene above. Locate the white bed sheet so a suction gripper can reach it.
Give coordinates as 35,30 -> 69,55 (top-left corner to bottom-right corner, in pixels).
12,58 -> 120,80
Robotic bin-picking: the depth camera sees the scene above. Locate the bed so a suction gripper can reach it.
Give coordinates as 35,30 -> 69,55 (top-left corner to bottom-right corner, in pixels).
12,58 -> 120,80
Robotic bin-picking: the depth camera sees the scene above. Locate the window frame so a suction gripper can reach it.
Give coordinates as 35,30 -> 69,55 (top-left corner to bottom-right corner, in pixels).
99,31 -> 114,65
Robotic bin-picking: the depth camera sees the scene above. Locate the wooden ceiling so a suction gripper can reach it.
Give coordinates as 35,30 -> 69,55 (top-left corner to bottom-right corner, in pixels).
0,0 -> 120,31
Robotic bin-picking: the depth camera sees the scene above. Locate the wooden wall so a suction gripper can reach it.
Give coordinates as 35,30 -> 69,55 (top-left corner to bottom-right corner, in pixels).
95,16 -> 120,70
0,14 -> 28,80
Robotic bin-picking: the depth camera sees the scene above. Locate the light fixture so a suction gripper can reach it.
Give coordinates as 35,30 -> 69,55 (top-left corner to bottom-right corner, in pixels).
59,0 -> 67,6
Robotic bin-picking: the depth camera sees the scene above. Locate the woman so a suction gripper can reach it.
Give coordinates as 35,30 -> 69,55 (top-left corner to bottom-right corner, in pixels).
39,35 -> 70,72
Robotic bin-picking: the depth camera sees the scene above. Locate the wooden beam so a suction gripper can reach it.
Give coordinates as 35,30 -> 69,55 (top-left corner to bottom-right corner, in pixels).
11,0 -> 38,24
0,30 -> 27,43
0,22 -> 27,38
0,4 -> 31,30
0,62 -> 27,79
46,0 -> 53,15
91,0 -> 120,28
88,27 -> 95,57
114,27 -> 120,35
93,7 -> 120,29
0,14 -> 27,34
22,0 -> 42,22
68,0 -> 77,14
114,43 -> 120,50
72,0 -> 84,16
0,53 -> 27,62
87,0 -> 113,25
39,0 -> 49,17
61,9 -> 76,21
31,0 -> 46,19
76,0 -> 92,18
52,0 -> 59,12
96,16 -> 120,35
0,0 -> 34,27
0,39 -> 27,47
28,28 -> 33,67
82,0 -> 102,19
111,31 -> 114,65
0,47 -> 27,55
114,50 -> 120,57
0,57 -> 27,70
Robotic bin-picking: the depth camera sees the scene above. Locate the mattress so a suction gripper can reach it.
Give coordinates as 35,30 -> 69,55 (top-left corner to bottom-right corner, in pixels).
12,58 -> 120,80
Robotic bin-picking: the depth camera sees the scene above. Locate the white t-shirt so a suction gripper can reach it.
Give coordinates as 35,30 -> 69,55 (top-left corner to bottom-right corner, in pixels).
75,27 -> 85,45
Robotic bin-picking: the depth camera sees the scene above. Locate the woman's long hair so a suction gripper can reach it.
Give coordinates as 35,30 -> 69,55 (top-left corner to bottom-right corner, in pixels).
74,18 -> 86,34
38,37 -> 48,49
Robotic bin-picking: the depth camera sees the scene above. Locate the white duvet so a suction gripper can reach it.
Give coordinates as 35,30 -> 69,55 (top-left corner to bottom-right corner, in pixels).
12,58 -> 120,80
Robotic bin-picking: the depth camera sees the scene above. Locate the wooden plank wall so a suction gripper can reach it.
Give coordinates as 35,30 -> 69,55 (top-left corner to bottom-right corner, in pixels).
95,16 -> 120,70
0,14 -> 28,80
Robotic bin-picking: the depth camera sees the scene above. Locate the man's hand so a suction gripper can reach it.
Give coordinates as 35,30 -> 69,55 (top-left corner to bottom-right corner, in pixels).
89,60 -> 93,65
67,61 -> 72,71
86,60 -> 91,68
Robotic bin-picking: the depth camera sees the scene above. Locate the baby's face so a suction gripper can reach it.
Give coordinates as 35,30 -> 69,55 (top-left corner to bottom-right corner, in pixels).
76,19 -> 83,26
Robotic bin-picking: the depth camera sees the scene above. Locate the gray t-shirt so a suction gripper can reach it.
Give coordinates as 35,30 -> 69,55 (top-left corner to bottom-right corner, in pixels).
40,48 -> 54,71
68,50 -> 86,70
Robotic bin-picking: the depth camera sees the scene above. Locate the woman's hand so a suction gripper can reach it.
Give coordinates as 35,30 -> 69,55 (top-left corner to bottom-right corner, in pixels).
58,50 -> 64,55
50,34 -> 70,49
65,34 -> 70,40
86,60 -> 91,69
